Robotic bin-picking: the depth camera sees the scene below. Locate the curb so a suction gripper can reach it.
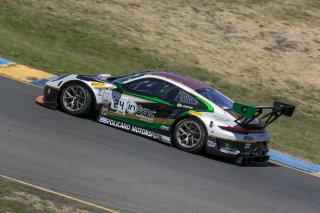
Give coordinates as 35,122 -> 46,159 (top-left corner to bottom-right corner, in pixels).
0,58 -> 14,65
0,58 -> 55,87
0,57 -> 319,177
269,150 -> 320,175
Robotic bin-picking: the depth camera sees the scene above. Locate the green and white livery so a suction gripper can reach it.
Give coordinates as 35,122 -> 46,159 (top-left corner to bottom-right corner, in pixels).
37,71 -> 295,164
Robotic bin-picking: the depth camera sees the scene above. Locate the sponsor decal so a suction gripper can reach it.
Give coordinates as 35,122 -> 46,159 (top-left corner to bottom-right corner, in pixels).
244,143 -> 251,149
160,125 -> 170,131
115,100 -> 156,118
102,89 -> 112,103
126,101 -> 138,114
91,82 -> 106,87
99,116 -> 130,130
99,117 -> 170,142
102,90 -> 156,119
101,103 -> 109,115
136,105 -> 156,118
132,102 -> 157,123
243,136 -> 254,141
223,143 -> 230,148
184,106 -> 194,109
111,97 -> 128,115
138,115 -> 154,123
207,140 -> 217,148
177,103 -> 193,109
161,135 -> 171,142
131,126 -> 162,140
189,110 -> 203,117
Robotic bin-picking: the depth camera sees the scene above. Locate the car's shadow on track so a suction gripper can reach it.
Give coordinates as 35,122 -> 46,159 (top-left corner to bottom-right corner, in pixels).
200,153 -> 279,168
66,110 -> 279,168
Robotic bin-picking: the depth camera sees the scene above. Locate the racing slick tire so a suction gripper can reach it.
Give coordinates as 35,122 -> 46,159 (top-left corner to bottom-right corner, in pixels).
173,118 -> 206,153
60,83 -> 93,116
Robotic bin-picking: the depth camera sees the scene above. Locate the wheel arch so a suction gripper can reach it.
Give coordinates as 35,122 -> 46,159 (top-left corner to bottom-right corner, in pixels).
58,80 -> 98,109
171,114 -> 208,152
171,114 -> 208,137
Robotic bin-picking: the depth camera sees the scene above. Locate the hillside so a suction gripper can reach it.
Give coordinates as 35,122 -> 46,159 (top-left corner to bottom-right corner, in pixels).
0,0 -> 319,163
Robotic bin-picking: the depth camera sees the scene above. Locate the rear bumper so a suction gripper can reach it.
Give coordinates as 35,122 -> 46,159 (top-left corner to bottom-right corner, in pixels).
206,137 -> 269,164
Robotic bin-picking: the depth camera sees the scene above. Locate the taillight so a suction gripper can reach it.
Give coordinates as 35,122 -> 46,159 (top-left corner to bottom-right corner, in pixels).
218,126 -> 265,133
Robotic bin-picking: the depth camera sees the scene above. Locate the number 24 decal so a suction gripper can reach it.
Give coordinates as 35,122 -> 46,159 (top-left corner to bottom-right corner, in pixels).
111,97 -> 128,115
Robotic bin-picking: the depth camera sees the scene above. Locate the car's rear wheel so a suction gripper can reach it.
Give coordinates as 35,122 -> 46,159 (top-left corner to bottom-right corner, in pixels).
60,83 -> 93,116
173,118 -> 206,153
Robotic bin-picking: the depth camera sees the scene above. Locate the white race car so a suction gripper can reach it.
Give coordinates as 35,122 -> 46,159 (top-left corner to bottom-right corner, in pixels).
36,72 -> 295,164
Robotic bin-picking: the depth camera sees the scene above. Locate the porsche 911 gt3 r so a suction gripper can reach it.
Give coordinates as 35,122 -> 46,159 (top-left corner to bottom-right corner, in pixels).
36,72 -> 295,164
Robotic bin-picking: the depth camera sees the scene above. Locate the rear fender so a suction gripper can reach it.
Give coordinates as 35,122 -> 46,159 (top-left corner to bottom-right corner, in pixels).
171,114 -> 208,136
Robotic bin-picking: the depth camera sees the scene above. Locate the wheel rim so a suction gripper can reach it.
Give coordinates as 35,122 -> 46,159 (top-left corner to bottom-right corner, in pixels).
62,85 -> 87,112
176,121 -> 202,148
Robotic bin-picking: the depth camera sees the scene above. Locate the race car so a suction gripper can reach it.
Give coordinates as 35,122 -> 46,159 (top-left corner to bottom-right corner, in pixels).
36,72 -> 295,164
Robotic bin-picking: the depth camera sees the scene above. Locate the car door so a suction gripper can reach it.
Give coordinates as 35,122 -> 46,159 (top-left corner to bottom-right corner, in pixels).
122,78 -> 178,132
99,77 -> 207,142
121,77 -> 208,129
99,77 -> 179,142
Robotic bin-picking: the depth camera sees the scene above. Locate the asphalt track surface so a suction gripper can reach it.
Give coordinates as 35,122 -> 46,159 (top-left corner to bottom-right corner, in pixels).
0,76 -> 319,213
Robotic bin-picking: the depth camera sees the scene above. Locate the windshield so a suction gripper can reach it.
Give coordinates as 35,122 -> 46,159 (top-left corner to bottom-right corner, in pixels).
112,73 -> 147,83
196,88 -> 233,109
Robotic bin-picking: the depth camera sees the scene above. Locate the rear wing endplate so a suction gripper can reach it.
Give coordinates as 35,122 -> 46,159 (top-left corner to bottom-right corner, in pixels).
232,101 -> 295,129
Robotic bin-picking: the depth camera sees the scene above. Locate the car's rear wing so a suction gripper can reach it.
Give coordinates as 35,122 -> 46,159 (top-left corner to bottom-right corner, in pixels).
231,101 -> 295,129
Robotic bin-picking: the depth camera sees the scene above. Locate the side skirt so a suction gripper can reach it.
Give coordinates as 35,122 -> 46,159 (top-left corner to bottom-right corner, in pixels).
98,115 -> 172,144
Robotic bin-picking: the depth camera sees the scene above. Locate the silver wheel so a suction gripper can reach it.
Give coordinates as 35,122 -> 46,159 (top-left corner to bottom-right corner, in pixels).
62,85 -> 87,112
176,120 -> 202,149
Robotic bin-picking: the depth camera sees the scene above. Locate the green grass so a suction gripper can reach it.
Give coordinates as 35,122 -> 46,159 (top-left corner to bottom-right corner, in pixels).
0,180 -> 96,213
0,0 -> 319,164
0,199 -> 32,213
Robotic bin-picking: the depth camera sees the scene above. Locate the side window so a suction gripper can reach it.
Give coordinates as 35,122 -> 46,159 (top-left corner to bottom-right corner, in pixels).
174,90 -> 199,105
124,78 -> 176,100
125,79 -> 153,95
174,89 -> 206,109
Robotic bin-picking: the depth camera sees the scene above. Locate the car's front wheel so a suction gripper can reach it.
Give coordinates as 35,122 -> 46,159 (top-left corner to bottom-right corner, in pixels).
60,83 -> 93,116
173,118 -> 206,153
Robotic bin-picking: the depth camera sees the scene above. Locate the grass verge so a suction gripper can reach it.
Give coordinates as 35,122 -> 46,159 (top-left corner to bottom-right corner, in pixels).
0,178 -> 103,213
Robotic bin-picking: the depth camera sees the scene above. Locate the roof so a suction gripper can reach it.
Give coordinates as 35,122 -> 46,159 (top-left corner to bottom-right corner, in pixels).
150,72 -> 209,90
